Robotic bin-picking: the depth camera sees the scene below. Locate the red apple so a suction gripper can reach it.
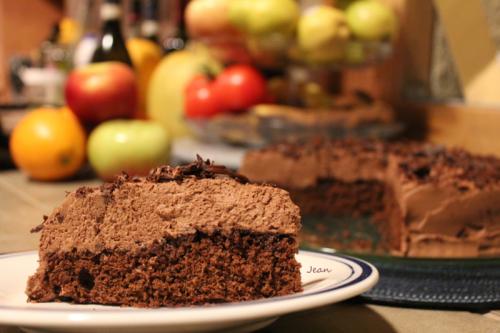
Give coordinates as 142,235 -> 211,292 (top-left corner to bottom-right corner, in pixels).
65,62 -> 137,125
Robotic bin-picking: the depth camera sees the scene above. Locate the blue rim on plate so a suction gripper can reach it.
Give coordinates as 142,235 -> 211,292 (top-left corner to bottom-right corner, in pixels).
0,250 -> 379,329
0,250 -> 375,312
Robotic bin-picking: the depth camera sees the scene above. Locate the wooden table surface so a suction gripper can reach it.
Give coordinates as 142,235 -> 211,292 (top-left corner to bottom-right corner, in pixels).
1,169 -> 499,333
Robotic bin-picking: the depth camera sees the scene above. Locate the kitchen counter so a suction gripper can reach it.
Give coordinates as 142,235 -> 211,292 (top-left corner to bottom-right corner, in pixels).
1,169 -> 499,333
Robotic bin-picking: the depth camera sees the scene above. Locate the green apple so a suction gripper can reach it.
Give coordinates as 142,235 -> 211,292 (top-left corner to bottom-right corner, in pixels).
227,0 -> 253,32
346,0 -> 397,41
297,5 -> 350,64
229,0 -> 299,35
88,120 -> 171,180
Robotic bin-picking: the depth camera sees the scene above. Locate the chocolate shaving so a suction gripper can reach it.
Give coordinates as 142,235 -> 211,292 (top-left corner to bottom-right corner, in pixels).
100,172 -> 130,203
95,156 -> 250,200
131,176 -> 142,182
75,186 -> 94,198
31,215 -> 49,233
55,212 -> 65,223
30,224 -> 44,233
412,166 -> 431,179
456,227 -> 468,238
354,90 -> 374,104
147,155 -> 249,184
100,183 -> 116,204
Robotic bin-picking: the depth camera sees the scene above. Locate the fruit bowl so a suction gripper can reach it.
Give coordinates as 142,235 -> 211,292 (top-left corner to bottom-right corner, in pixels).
198,36 -> 393,70
184,0 -> 400,146
186,0 -> 398,70
187,101 -> 403,147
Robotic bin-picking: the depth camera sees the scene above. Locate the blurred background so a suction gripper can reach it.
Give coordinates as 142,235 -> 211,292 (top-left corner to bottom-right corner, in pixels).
2,3 -> 500,323
1,0 -> 500,180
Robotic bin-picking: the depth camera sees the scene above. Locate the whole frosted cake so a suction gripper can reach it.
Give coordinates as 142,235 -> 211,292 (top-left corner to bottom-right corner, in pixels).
240,140 -> 500,258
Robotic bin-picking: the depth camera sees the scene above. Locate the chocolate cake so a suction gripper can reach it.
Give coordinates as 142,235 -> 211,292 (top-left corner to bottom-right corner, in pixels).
27,157 -> 302,307
240,140 -> 500,258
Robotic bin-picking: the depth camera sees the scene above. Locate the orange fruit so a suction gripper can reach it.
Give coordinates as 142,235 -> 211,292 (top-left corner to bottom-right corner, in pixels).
58,17 -> 81,45
10,107 -> 86,181
126,38 -> 163,119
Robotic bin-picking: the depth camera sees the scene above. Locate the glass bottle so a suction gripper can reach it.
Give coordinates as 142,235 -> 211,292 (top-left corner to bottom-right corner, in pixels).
91,0 -> 133,67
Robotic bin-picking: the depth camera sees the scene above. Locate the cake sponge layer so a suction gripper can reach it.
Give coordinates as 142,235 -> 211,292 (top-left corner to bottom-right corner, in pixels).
27,230 -> 301,307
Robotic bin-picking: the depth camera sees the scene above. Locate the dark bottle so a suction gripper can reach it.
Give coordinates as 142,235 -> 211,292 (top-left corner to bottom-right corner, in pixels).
141,0 -> 160,43
39,23 -> 60,67
128,0 -> 142,38
163,0 -> 188,54
91,0 -> 133,67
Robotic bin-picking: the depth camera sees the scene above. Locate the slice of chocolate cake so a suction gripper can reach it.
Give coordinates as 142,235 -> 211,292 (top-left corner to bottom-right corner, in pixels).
240,140 -> 500,258
27,157 -> 302,307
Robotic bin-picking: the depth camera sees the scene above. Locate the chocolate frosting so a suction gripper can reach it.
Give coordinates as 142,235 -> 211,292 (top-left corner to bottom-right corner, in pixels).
36,157 -> 301,255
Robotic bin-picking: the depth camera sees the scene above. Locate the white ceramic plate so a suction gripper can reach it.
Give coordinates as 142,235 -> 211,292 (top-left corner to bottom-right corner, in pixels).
0,250 -> 378,333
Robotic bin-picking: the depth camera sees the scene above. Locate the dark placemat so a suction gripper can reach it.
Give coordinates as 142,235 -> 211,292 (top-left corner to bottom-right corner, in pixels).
300,214 -> 500,311
359,256 -> 500,310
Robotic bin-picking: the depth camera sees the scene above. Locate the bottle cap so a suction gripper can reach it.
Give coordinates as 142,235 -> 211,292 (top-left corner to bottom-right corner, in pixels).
141,20 -> 159,37
101,3 -> 122,20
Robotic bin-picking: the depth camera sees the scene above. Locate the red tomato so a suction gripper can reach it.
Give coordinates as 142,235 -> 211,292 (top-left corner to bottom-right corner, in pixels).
213,65 -> 266,112
184,75 -> 223,119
